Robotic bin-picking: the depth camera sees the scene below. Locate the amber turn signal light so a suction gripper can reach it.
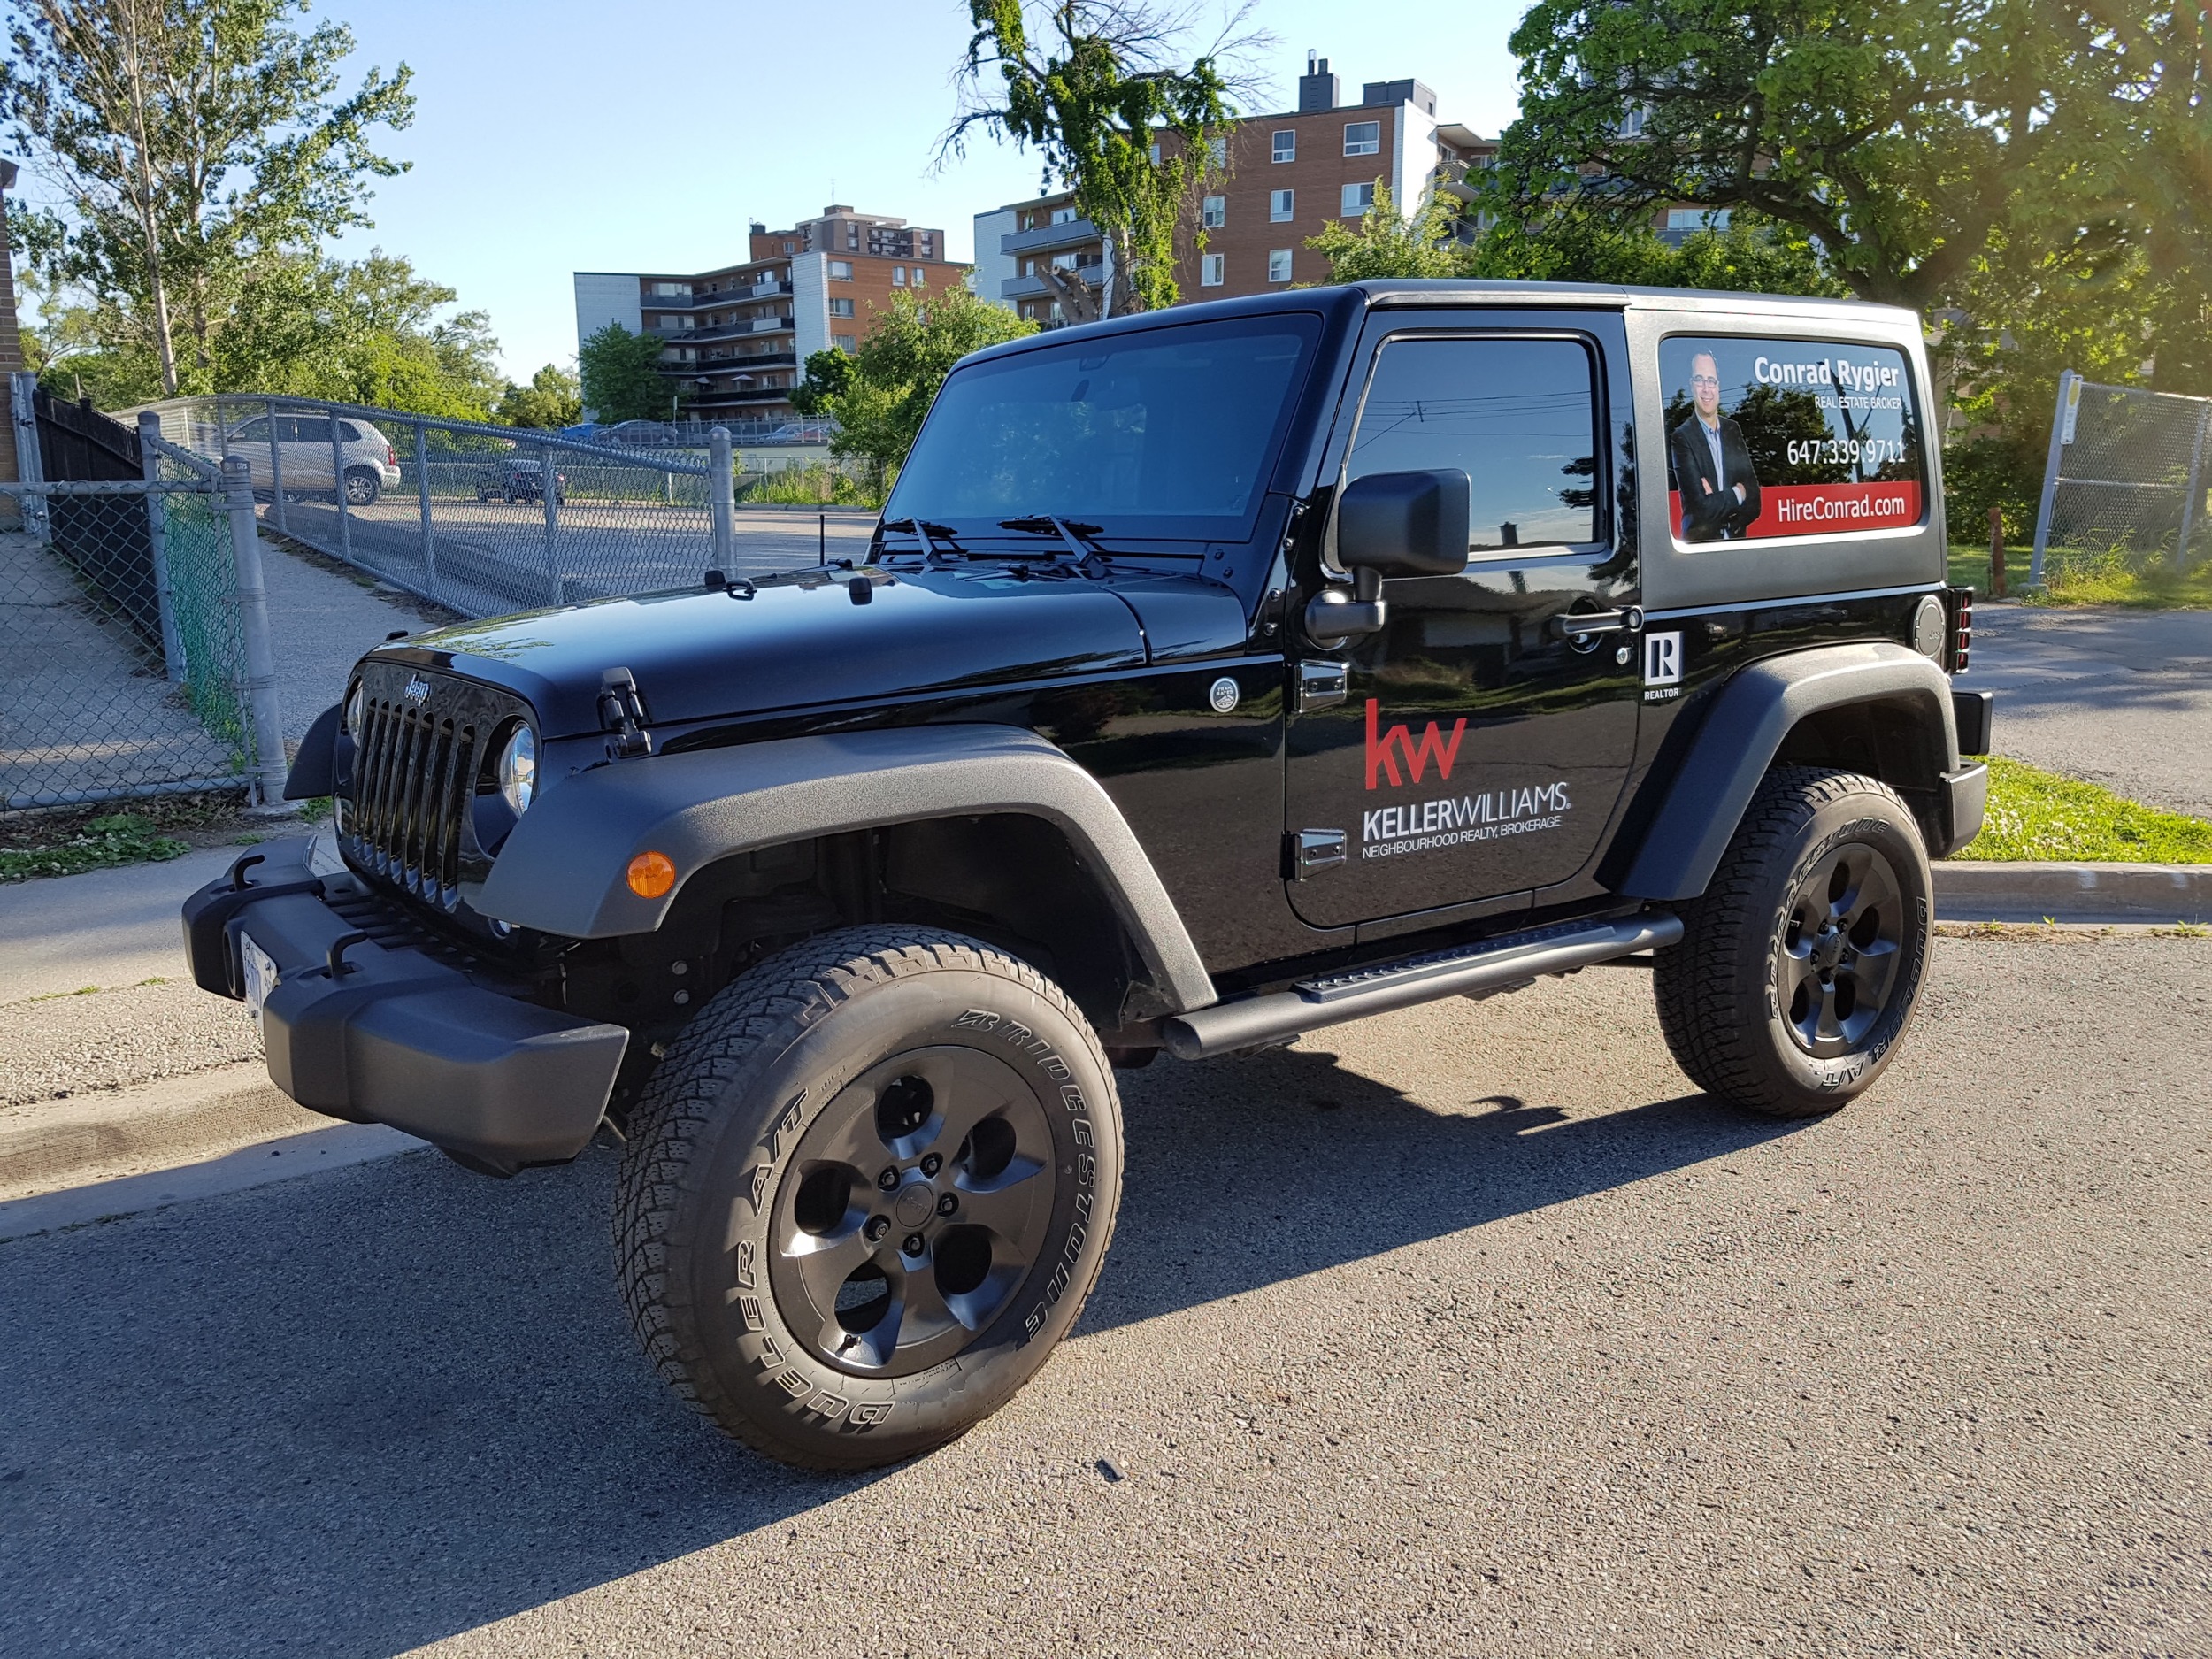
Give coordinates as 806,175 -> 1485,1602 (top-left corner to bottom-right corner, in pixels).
626,850 -> 676,898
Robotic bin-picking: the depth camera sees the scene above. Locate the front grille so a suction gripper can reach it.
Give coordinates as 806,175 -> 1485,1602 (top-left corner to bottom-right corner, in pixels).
340,662 -> 530,911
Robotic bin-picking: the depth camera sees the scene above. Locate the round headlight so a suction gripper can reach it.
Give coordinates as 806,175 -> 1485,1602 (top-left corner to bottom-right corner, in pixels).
498,725 -> 537,816
344,681 -> 365,735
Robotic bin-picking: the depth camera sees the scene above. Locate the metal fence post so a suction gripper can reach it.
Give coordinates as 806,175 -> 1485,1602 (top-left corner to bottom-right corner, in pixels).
221,454 -> 291,808
137,411 -> 188,683
2029,368 -> 2078,589
266,396 -> 288,537
710,426 -> 735,573
329,410 -> 353,566
541,439 -> 564,606
2176,403 -> 2210,571
415,419 -> 437,594
11,370 -> 48,541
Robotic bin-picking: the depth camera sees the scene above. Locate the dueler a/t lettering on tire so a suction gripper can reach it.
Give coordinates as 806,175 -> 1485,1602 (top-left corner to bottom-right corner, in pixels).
1654,766 -> 1933,1118
614,926 -> 1122,1470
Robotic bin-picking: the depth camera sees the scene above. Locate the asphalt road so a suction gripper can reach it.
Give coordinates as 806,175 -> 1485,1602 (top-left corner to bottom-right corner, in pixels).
2,932 -> 2206,1657
1971,604 -> 2212,817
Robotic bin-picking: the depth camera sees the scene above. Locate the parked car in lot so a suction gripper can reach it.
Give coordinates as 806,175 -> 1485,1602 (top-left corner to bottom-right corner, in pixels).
476,459 -> 567,504
764,421 -> 832,443
224,411 -> 401,504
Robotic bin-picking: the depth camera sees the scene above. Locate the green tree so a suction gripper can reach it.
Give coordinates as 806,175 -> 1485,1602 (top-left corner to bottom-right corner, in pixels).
0,0 -> 415,396
1479,0 -> 2128,311
1304,183 -> 1842,297
209,249 -> 501,418
945,0 -> 1262,316
789,347 -> 854,418
812,286 -> 1037,481
496,363 -> 582,428
1302,186 -> 1468,281
578,321 -> 674,423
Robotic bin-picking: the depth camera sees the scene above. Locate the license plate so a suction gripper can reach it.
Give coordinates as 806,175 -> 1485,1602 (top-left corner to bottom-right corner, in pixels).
241,933 -> 279,1021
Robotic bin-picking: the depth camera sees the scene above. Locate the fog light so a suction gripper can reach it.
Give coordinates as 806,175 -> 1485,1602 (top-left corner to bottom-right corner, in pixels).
626,850 -> 676,898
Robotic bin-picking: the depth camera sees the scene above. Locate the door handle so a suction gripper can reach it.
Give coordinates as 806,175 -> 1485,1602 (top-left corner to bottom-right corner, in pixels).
1550,604 -> 1645,647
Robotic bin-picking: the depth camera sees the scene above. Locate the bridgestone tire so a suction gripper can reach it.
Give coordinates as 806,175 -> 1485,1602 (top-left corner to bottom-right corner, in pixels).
614,926 -> 1123,1471
1654,766 -> 1932,1118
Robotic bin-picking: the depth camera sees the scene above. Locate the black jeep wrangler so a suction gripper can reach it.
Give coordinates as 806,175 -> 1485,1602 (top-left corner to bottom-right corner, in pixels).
183,283 -> 1988,1471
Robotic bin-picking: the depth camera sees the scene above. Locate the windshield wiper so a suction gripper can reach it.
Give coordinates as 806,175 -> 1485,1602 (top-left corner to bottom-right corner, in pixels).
880,518 -> 962,562
999,516 -> 1110,575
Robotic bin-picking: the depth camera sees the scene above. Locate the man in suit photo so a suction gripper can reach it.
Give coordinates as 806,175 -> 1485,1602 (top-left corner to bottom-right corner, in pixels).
1670,350 -> 1763,541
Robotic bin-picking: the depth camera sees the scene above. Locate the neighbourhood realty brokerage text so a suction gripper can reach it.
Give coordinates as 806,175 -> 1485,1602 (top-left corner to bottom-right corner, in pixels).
1363,783 -> 1572,860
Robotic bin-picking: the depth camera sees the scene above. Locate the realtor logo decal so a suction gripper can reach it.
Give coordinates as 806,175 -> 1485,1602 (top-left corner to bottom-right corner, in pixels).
1643,632 -> 1683,702
1364,699 -> 1465,790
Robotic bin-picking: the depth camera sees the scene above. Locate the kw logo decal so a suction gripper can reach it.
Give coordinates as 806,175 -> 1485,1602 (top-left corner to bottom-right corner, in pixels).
1364,699 -> 1466,791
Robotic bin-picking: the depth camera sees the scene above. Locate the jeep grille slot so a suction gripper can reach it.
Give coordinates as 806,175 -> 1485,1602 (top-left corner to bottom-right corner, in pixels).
347,695 -> 474,908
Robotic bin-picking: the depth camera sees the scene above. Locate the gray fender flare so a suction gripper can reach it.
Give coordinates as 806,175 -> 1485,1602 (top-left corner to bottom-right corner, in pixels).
1616,641 -> 1962,902
475,723 -> 1217,1014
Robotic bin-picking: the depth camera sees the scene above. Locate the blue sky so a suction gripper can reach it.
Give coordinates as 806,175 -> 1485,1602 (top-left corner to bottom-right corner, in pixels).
33,0 -> 1535,381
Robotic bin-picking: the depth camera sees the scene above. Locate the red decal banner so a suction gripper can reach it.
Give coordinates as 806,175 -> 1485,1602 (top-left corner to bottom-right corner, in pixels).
1671,480 -> 1924,541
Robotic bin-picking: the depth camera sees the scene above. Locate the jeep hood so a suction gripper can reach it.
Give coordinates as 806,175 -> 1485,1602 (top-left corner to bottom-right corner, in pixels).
368,566 -> 1233,736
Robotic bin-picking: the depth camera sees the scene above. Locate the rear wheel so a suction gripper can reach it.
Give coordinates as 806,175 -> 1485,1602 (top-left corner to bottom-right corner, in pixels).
615,926 -> 1122,1470
1654,766 -> 1932,1118
343,468 -> 380,506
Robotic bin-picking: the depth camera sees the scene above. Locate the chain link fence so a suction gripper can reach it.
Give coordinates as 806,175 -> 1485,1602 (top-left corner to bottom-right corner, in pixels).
0,403 -> 282,812
128,396 -> 849,618
2031,371 -> 2212,584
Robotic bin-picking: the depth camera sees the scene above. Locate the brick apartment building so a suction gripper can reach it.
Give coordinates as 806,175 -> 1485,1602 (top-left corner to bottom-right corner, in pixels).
972,53 -> 1494,323
573,206 -> 963,421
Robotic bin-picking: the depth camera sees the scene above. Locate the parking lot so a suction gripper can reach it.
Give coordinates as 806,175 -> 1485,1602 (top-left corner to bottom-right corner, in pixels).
2,931 -> 2204,1656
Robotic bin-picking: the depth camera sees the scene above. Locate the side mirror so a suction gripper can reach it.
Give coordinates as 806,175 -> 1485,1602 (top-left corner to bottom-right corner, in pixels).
1304,469 -> 1471,646
1337,469 -> 1471,578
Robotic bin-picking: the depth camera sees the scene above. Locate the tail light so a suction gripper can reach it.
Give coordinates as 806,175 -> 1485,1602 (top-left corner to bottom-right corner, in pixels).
1942,585 -> 1972,673
387,442 -> 398,466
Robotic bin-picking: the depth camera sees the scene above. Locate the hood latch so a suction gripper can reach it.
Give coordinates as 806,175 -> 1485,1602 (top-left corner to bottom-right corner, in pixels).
599,667 -> 653,758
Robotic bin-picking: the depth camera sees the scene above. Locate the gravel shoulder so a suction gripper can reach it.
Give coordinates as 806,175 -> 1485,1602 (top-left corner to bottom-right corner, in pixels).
0,933 -> 2203,1658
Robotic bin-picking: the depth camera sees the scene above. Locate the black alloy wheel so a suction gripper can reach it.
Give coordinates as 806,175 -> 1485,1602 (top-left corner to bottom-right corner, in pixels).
1775,841 -> 1907,1057
768,1045 -> 1059,1378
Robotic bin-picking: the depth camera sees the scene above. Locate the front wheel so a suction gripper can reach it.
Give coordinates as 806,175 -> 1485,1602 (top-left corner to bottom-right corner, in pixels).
615,927 -> 1123,1470
1654,765 -> 1932,1118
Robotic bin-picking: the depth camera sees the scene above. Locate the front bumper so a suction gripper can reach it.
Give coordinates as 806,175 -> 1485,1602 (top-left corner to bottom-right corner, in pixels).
182,836 -> 628,1175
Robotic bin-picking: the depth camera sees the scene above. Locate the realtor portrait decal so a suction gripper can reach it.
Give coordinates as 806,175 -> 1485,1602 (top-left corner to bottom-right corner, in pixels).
1661,337 -> 1924,543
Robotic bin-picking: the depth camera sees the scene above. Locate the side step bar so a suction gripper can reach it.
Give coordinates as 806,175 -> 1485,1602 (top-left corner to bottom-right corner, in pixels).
1161,913 -> 1683,1061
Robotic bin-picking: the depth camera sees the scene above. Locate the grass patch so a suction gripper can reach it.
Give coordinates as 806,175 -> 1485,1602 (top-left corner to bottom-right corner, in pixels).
742,463 -> 884,510
1955,756 -> 2212,863
0,813 -> 190,882
1947,541 -> 2212,609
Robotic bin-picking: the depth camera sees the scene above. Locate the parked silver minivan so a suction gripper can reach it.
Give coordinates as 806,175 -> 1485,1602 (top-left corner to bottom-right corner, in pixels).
225,412 -> 403,505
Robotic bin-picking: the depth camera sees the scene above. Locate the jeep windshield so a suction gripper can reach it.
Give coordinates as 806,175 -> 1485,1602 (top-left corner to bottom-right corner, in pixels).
880,311 -> 1322,548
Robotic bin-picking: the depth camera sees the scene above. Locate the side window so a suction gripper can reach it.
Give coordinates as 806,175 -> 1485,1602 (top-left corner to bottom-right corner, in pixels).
1344,335 -> 1601,553
290,416 -> 334,444
232,418 -> 269,442
1659,335 -> 1924,543
338,421 -> 364,442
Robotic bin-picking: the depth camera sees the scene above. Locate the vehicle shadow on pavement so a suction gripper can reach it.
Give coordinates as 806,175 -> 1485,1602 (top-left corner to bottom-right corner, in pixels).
0,1054 -> 1801,1658
1086,1043 -> 1805,1333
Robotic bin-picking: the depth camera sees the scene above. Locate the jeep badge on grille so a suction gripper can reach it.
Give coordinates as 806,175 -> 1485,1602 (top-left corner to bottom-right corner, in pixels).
403,675 -> 430,703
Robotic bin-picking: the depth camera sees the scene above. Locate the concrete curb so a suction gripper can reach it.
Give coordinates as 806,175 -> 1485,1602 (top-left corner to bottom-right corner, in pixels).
1934,861 -> 2212,924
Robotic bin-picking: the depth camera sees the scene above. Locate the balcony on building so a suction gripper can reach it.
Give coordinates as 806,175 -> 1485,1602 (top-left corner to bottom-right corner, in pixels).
1000,215 -> 1102,257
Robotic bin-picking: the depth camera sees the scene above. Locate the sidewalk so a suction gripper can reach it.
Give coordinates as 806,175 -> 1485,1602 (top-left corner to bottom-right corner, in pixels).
262,535 -> 451,743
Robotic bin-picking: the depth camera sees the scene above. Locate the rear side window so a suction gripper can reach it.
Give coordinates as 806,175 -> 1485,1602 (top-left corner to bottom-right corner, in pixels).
338,421 -> 364,442
288,416 -> 334,443
1345,335 -> 1601,553
1660,335 -> 1924,543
